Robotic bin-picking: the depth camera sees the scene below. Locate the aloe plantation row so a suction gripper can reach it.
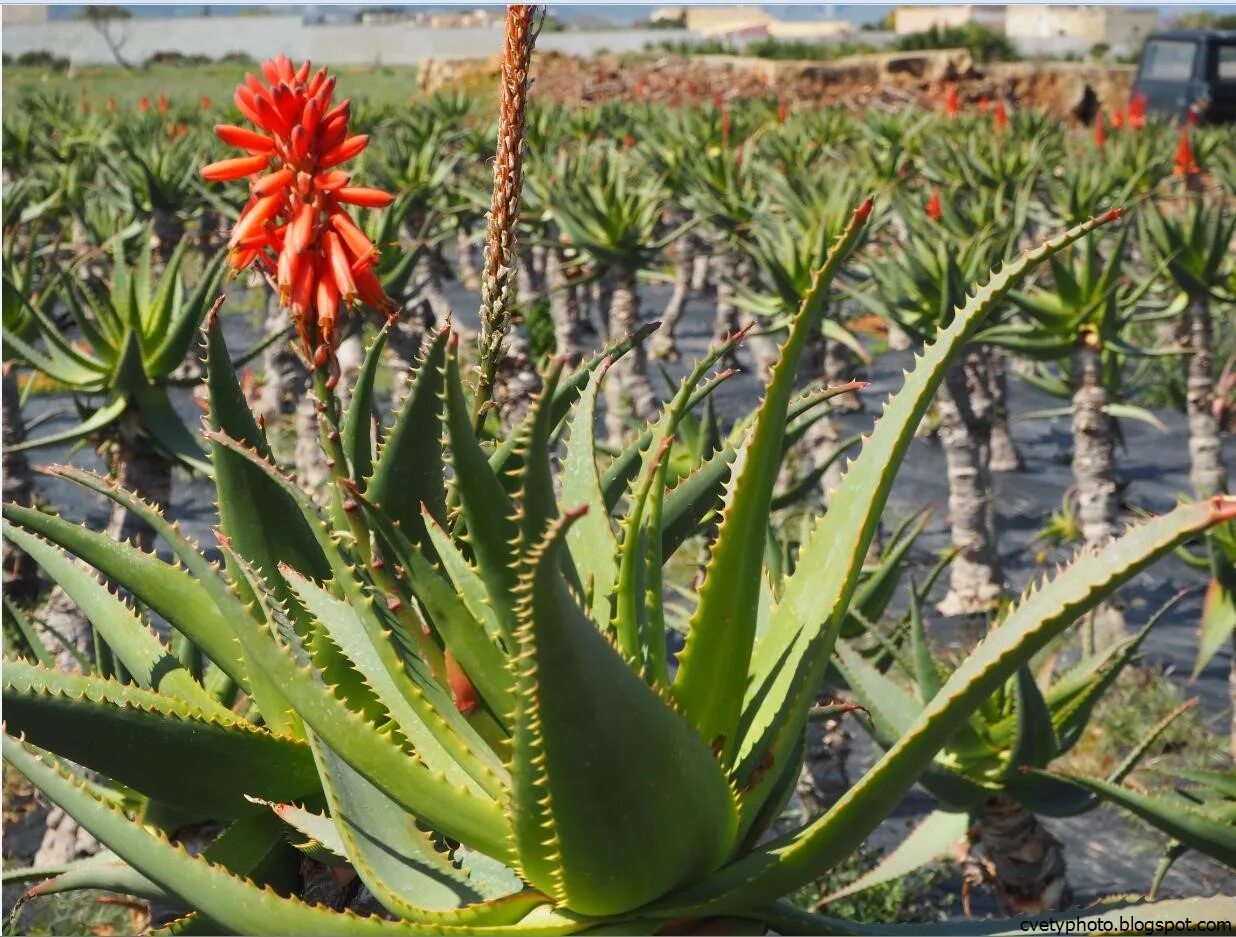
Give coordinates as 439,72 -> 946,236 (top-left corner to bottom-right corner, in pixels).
1,16 -> 1233,936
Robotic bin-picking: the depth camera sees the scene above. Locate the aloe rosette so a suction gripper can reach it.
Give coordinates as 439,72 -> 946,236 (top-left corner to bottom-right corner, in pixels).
6,190 -> 1235,934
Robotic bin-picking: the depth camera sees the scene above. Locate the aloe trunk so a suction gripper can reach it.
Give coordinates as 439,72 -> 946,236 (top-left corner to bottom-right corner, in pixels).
150,208 -> 183,268
1072,342 -> 1124,649
987,349 -> 1024,472
546,246 -> 587,364
457,222 -> 480,292
652,228 -> 695,362
937,348 -> 1004,616
1183,294 -> 1228,499
494,330 -> 542,427
978,795 -> 1072,915
416,250 -> 456,326
713,247 -> 777,380
255,295 -> 306,425
2,369 -> 39,600
604,267 -> 658,443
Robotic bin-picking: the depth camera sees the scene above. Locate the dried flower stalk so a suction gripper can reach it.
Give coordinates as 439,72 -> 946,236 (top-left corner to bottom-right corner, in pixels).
473,4 -> 542,426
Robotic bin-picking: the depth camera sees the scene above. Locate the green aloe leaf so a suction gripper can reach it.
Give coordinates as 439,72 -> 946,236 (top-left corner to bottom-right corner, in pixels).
815,809 -> 969,907
366,328 -> 448,547
340,326 -> 389,486
510,508 -> 738,916
284,566 -> 508,801
1053,774 -> 1236,867
443,336 -> 520,638
673,199 -> 872,757
307,734 -> 544,926
211,538 -> 513,861
560,360 -> 619,623
8,394 -> 127,452
2,661 -> 319,818
1,521 -> 225,716
3,735 -> 579,935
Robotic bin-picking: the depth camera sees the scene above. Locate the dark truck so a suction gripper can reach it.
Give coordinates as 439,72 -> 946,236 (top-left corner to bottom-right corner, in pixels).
1131,29 -> 1236,123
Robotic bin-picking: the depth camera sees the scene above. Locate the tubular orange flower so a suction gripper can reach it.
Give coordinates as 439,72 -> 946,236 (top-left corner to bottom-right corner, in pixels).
329,211 -> 379,268
201,56 -> 397,363
201,155 -> 271,182
214,124 -> 276,153
334,186 -> 394,208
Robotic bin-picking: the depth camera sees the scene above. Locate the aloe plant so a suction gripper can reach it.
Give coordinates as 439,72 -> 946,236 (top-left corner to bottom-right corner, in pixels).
835,592 -> 1187,914
855,221 -> 1015,616
1140,195 -> 1233,500
550,148 -> 678,442
1007,222 -> 1183,648
6,204 -> 1232,933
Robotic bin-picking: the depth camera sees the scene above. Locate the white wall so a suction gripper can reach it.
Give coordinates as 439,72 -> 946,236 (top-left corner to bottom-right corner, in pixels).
3,15 -> 700,67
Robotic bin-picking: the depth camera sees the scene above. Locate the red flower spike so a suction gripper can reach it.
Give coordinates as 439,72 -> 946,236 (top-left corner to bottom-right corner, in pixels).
203,58 -> 397,361
926,190 -> 943,222
944,84 -> 959,118
1093,112 -> 1107,148
334,186 -> 393,208
200,95 -> 212,109
1111,109 -> 1125,130
1173,129 -> 1200,176
139,96 -> 151,113
993,100 -> 1009,131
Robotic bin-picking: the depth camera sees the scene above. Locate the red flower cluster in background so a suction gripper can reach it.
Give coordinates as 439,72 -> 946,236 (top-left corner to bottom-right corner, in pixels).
201,54 -> 398,363
925,189 -> 943,223
1173,128 -> 1200,177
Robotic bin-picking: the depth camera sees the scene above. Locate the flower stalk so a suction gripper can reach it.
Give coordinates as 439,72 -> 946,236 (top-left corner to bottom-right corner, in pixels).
472,4 -> 542,429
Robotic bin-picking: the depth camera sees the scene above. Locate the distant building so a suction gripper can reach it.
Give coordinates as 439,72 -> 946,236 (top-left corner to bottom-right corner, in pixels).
649,7 -> 687,25
893,5 -> 1007,35
683,6 -> 772,37
357,8 -> 502,29
1004,5 -> 1157,47
682,6 -> 852,40
2,5 -> 48,25
767,19 -> 855,39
